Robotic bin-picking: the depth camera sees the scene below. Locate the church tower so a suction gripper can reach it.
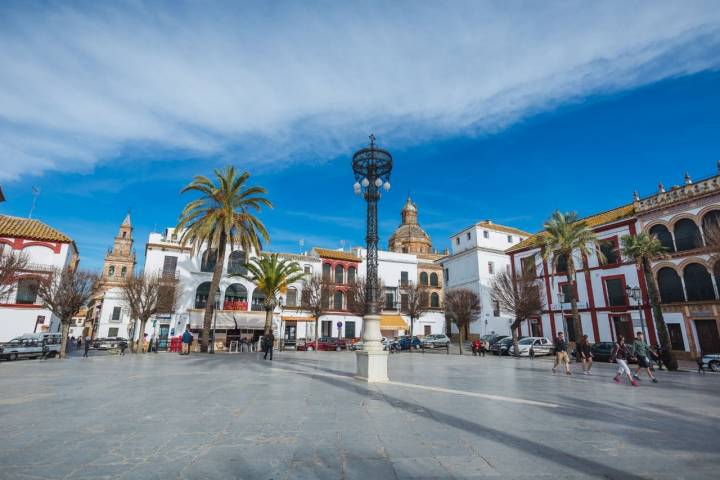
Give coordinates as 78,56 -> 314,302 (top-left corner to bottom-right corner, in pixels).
388,197 -> 433,254
102,212 -> 136,285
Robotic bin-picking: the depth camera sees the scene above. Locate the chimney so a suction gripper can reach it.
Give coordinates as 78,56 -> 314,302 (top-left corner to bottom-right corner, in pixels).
684,172 -> 692,185
485,219 -> 493,224
633,191 -> 639,202
658,182 -> 665,193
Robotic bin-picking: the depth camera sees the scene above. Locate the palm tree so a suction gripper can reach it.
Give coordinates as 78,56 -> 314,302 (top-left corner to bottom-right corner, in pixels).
244,253 -> 306,334
177,166 -> 271,352
541,211 -> 603,342
621,233 -> 678,371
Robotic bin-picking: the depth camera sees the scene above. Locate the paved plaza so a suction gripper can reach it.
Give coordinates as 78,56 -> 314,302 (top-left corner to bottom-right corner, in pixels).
1,351 -> 719,479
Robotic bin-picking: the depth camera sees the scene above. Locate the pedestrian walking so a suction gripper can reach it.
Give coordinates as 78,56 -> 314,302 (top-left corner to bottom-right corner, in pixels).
70,336 -> 76,349
472,339 -> 481,356
611,336 -> 637,386
263,329 -> 275,360
119,338 -> 127,356
77,337 -> 82,349
83,335 -> 91,357
529,345 -> 535,360
632,332 -> 658,383
481,339 -> 488,357
654,344 -> 665,371
578,334 -> 593,375
181,326 -> 193,355
552,332 -> 571,375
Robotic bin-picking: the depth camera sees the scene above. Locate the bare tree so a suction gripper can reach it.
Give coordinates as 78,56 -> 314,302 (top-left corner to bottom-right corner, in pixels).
491,270 -> 544,355
444,289 -> 481,355
346,277 -> 385,317
0,248 -> 29,302
121,271 -> 178,353
300,274 -> 333,347
399,281 -> 430,343
36,267 -> 97,358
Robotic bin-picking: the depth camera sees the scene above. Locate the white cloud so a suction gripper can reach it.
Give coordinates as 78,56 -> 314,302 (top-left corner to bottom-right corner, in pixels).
1,0 -> 719,180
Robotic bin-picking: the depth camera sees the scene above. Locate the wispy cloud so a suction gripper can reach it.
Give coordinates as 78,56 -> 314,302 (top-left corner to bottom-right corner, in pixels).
282,210 -> 362,230
1,1 -> 719,180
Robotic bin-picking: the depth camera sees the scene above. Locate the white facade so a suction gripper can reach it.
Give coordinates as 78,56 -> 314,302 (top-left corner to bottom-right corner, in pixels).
0,216 -> 78,341
441,221 -> 529,338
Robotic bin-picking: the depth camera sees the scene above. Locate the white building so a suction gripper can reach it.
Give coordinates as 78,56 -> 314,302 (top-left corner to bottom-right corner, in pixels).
0,215 -> 79,341
140,227 -> 446,350
440,221 -> 530,339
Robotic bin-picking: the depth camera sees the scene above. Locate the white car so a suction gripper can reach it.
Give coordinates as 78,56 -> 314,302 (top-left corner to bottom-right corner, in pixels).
511,337 -> 553,356
0,333 -> 62,360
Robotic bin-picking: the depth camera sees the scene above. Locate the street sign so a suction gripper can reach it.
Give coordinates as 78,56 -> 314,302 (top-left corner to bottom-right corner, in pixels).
337,321 -> 342,328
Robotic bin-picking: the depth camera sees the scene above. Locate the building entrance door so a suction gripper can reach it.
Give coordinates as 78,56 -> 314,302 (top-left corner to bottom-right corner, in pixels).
667,324 -> 685,351
530,319 -> 542,337
694,319 -> 720,354
158,324 -> 170,351
611,315 -> 634,342
284,322 -> 297,345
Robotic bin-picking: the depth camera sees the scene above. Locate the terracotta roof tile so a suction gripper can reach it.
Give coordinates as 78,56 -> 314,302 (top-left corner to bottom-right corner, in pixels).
0,215 -> 72,243
313,247 -> 361,262
505,204 -> 636,254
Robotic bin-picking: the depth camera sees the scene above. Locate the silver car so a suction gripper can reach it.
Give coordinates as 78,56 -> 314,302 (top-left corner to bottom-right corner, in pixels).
701,353 -> 720,372
421,334 -> 451,349
0,333 -> 62,360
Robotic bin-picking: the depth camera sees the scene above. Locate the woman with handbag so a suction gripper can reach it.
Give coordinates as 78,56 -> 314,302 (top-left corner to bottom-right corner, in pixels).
610,336 -> 637,386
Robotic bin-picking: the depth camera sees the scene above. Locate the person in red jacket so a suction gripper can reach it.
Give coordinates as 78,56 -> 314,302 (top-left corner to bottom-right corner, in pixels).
472,339 -> 482,357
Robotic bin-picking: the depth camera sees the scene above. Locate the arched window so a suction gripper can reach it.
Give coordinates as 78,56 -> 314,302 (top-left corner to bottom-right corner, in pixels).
251,290 -> 267,311
702,210 -> 720,247
322,263 -> 331,281
657,268 -> 685,304
335,265 -> 344,284
16,278 -> 39,304
683,263 -> 716,301
420,272 -> 429,285
649,225 -> 675,252
430,272 -> 439,287
334,290 -> 344,310
224,283 -> 247,302
347,266 -> 356,284
285,287 -> 298,307
674,219 -> 703,251
201,249 -> 218,273
227,251 -> 247,275
431,292 -> 440,308
555,254 -> 568,274
108,265 -> 115,277
120,266 -> 127,277
195,282 -> 211,309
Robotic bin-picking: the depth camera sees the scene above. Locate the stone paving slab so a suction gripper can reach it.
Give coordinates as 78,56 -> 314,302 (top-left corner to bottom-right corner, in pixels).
1,350 -> 719,479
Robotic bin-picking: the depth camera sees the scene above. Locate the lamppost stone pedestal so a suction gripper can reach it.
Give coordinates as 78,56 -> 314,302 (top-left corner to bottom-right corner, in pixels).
355,314 -> 388,382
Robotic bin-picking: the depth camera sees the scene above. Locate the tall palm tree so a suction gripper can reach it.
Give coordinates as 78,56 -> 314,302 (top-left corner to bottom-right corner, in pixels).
177,166 -> 271,352
621,233 -> 678,371
244,253 -> 306,335
541,211 -> 603,341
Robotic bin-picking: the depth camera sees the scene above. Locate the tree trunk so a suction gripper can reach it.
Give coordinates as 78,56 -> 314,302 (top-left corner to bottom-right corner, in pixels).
315,316 -> 320,350
201,237 -> 227,352
137,318 -> 148,353
59,320 -> 71,359
511,318 -> 521,355
263,308 -> 273,335
643,259 -> 678,371
458,323 -> 464,355
567,262 -> 583,340
409,316 -> 415,352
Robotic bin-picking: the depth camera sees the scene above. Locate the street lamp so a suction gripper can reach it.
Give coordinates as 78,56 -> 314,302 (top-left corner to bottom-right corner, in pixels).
556,291 -> 569,338
626,285 -> 647,339
209,290 -> 221,354
278,297 -> 285,352
352,134 -> 392,382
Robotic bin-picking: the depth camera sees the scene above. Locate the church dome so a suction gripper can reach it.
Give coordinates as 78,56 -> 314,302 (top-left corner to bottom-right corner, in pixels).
388,197 -> 432,254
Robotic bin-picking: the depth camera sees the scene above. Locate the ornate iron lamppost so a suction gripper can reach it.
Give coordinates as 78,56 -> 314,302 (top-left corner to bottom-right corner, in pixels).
352,134 -> 392,382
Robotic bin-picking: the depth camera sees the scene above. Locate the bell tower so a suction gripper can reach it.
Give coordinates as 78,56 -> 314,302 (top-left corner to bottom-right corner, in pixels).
102,212 -> 136,285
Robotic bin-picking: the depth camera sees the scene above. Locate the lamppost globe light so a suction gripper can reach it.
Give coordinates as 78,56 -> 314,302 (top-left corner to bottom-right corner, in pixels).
353,181 -> 361,190
361,178 -> 370,187
383,181 -> 390,191
374,178 -> 383,187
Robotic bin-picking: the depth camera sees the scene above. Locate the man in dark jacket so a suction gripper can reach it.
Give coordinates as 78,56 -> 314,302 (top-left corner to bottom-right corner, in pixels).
552,332 -> 571,375
181,326 -> 193,355
263,329 -> 275,361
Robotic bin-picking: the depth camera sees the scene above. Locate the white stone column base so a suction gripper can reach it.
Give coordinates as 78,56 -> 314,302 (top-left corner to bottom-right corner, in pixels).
355,350 -> 389,383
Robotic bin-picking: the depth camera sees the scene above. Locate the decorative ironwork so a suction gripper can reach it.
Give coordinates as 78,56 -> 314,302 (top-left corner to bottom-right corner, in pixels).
352,134 -> 393,315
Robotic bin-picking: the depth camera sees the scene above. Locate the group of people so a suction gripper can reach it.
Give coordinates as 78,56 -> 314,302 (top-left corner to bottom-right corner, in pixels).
552,331 -> 659,386
178,326 -> 275,360
471,338 -> 490,357
68,335 -> 92,357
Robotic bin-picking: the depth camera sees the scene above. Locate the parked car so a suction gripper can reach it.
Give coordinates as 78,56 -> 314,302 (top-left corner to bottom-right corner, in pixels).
491,336 -> 526,356
511,337 -> 553,356
421,334 -> 451,349
296,337 -> 349,351
480,334 -> 508,347
395,335 -> 421,350
0,333 -> 62,360
700,353 -> 720,372
92,337 -> 129,351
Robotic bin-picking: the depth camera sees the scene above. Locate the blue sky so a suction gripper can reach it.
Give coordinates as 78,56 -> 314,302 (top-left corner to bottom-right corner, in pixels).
1,2 -> 719,270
